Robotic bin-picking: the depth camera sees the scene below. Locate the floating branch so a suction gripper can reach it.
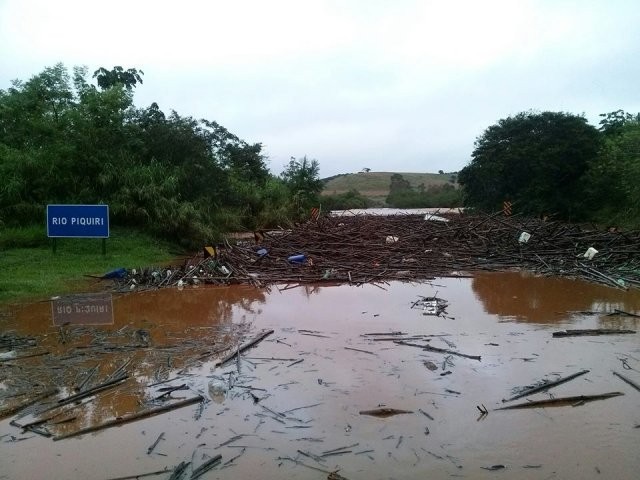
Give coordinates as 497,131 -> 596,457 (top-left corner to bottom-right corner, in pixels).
613,371 -> 640,392
502,369 -> 590,402
496,392 -> 624,410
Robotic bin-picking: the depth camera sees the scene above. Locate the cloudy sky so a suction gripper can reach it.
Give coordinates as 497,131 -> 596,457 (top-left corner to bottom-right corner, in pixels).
1,0 -> 639,177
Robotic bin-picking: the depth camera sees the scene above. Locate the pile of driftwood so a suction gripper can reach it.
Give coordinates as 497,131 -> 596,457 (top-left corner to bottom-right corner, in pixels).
219,212 -> 640,289
117,212 -> 640,290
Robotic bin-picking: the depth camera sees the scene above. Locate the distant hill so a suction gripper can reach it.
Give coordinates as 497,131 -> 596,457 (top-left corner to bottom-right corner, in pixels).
322,171 -> 458,204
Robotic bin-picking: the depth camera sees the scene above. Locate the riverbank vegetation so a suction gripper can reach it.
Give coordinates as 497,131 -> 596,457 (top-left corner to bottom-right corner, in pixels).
459,110 -> 640,227
0,64 -> 323,248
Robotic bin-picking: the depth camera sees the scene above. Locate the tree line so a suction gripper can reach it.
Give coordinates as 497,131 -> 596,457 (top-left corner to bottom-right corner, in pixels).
458,110 -> 640,226
0,64 -> 323,246
2,65 -> 638,245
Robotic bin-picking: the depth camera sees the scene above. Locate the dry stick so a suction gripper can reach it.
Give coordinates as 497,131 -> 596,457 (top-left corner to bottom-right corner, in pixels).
502,369 -> 590,403
104,468 -> 170,480
147,432 -> 165,454
395,340 -> 481,361
613,371 -> 640,392
0,388 -> 59,420
496,392 -> 624,410
217,329 -> 275,366
53,395 -> 203,441
344,346 -> 376,355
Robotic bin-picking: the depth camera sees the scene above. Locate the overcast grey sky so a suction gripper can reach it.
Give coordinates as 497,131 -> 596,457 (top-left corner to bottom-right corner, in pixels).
1,0 -> 639,177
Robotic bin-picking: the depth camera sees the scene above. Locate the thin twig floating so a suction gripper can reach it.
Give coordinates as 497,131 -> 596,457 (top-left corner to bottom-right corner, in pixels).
147,432 -> 165,455
613,371 -> 640,392
502,369 -> 590,402
496,392 -> 624,410
395,340 -> 481,361
344,346 -> 376,355
104,468 -> 171,480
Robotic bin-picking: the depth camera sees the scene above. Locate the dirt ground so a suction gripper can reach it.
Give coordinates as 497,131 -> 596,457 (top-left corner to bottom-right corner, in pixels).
1,272 -> 639,479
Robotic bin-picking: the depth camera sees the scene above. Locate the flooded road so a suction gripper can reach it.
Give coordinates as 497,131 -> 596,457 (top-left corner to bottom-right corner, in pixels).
1,272 -> 639,480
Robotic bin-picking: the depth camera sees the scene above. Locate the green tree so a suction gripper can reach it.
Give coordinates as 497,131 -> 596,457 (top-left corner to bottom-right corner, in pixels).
281,156 -> 323,217
582,119 -> 640,226
458,111 -> 601,219
93,66 -> 144,90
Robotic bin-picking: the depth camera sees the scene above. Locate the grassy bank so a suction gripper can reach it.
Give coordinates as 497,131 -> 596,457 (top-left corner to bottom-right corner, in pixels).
0,226 -> 180,304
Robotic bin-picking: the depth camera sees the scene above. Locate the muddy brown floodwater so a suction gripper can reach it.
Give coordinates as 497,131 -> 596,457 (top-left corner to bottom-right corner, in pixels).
1,272 -> 640,480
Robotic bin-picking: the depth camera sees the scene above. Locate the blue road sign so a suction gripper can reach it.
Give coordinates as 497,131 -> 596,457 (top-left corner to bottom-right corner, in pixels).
47,204 -> 110,238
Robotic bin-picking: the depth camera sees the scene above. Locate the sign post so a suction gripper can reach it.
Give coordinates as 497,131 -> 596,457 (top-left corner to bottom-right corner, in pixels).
46,204 -> 110,254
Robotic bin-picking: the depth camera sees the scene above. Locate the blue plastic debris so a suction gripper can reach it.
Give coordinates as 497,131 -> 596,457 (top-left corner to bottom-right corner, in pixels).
101,267 -> 127,279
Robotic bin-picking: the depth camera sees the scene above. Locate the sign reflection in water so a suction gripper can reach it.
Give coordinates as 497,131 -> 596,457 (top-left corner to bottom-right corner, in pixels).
51,292 -> 114,326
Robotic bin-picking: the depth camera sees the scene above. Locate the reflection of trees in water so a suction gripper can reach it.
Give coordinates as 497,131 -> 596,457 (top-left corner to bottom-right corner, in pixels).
471,271 -> 640,323
4,285 -> 266,435
114,285 -> 266,330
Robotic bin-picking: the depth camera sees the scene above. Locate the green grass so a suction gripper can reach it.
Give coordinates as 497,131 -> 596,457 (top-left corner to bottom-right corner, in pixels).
322,171 -> 458,204
0,227 -> 180,304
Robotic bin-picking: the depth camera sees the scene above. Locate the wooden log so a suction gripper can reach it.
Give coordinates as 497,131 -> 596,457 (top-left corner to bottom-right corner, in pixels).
496,391 -> 624,410
53,395 -> 203,441
552,329 -> 635,337
502,369 -> 590,402
613,371 -> 640,392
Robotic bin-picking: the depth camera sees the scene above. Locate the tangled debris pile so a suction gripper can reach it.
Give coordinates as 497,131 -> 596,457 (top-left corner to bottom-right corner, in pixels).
112,212 -> 640,291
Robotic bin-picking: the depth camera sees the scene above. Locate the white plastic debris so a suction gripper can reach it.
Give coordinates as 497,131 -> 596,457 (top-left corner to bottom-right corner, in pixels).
386,236 -> 399,244
518,231 -> 531,243
177,279 -> 185,290
583,247 -> 598,260
424,214 -> 449,222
